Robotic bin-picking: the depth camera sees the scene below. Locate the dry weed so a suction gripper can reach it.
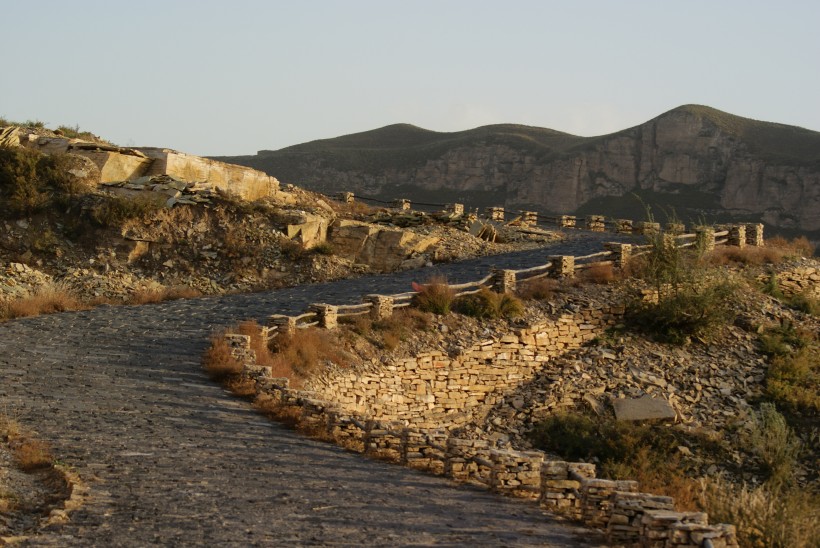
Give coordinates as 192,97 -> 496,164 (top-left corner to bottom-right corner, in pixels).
580,262 -> 617,284
706,246 -> 784,266
516,277 -> 557,300
202,334 -> 243,381
129,285 -> 202,305
1,284 -> 84,320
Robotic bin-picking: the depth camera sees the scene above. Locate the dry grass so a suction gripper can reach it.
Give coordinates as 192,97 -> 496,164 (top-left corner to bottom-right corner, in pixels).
411,276 -> 455,314
269,328 -> 351,385
128,285 -> 202,305
202,333 -> 243,381
580,262 -> 617,284
699,477 -> 820,548
1,417 -> 54,472
766,235 -> 815,258
705,245 -> 785,266
516,277 -> 558,300
0,284 -> 85,320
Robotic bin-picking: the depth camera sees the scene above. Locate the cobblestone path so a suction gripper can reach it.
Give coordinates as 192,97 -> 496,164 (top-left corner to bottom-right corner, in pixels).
0,233 -> 631,546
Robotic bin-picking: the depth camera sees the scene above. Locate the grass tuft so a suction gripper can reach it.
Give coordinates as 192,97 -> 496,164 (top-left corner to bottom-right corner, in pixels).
411,276 -> 455,315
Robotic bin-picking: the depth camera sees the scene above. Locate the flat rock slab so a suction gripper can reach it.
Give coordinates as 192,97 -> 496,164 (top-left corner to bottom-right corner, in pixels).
613,395 -> 676,421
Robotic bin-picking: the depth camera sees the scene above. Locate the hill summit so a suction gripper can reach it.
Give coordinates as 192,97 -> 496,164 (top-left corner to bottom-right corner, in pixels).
218,105 -> 820,237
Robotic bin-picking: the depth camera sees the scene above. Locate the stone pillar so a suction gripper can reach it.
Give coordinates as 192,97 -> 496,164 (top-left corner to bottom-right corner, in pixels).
392,198 -> 411,211
445,203 -> 464,216
269,314 -> 297,336
364,294 -> 394,320
337,191 -> 354,204
491,269 -> 517,294
662,233 -> 677,250
549,255 -> 575,278
585,215 -> 606,232
665,222 -> 685,234
489,449 -> 544,499
558,215 -> 576,228
728,224 -> 747,248
521,211 -> 538,227
745,223 -> 764,247
695,226 -> 715,254
310,303 -> 338,329
486,206 -> 505,222
635,221 -> 660,236
224,334 -> 255,364
615,219 -> 633,233
604,242 -> 632,269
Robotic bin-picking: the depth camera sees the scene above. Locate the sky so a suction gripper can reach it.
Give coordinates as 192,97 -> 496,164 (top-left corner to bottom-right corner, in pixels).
2,0 -> 819,156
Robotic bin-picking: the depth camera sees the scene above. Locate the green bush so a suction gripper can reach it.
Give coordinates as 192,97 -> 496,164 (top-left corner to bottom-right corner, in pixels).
89,194 -> 165,227
453,288 -> 523,319
310,242 -> 334,255
759,322 -> 819,414
625,282 -> 735,344
747,403 -> 801,486
0,148 -> 90,215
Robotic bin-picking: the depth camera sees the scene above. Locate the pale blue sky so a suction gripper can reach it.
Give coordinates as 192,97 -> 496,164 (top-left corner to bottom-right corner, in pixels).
2,0 -> 818,156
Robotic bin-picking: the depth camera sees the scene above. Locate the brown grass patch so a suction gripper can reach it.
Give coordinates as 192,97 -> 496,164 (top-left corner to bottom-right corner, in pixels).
12,438 -> 54,472
705,245 -> 785,266
516,277 -> 557,300
128,285 -> 202,305
411,276 -> 455,314
1,284 -> 85,320
766,235 -> 815,258
202,334 -> 243,381
269,328 -> 351,384
580,262 -> 617,284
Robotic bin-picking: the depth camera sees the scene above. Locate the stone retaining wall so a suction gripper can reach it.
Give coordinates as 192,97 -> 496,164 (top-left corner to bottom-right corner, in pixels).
233,344 -> 738,548
775,265 -> 820,297
302,303 -> 623,428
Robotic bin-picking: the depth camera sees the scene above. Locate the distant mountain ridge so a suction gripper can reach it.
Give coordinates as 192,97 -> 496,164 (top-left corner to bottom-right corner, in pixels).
217,105 -> 820,235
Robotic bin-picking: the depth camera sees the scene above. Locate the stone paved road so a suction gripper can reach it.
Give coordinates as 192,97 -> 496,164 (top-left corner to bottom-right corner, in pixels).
1,233 -> 633,546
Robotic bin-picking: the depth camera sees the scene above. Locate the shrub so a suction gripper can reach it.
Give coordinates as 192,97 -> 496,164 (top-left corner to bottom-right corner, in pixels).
516,277 -> 557,300
280,238 -> 307,261
268,327 -> 351,384
129,285 -> 202,305
581,262 -> 617,284
706,246 -> 785,266
788,292 -> 819,316
1,284 -> 84,320
747,403 -> 801,486
310,242 -> 334,255
412,277 -> 455,315
89,194 -> 165,227
625,281 -> 735,344
453,288 -> 524,319
202,334 -> 243,381
528,411 -> 712,509
759,323 -> 820,414
700,477 -> 820,548
766,236 -> 815,258
13,438 -> 53,472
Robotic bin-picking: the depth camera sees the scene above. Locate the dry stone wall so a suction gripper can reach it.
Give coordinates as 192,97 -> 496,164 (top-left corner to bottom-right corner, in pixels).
303,304 -> 623,428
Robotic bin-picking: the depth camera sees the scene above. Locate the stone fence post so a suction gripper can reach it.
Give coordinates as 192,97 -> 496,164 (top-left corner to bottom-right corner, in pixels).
337,191 -> 354,204
549,255 -> 575,278
604,242 -> 632,269
558,215 -> 576,228
665,222 -> 686,234
364,295 -> 394,320
520,211 -> 538,227
728,224 -> 747,248
745,223 -> 764,246
269,314 -> 297,336
695,226 -> 716,254
445,203 -> 464,216
310,304 -> 338,329
486,207 -> 505,222
585,215 -> 606,232
635,221 -> 660,236
614,219 -> 633,233
491,268 -> 517,294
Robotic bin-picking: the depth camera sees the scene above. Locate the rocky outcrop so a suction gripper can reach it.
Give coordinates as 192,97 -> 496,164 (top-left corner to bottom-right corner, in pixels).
227,106 -> 820,233
7,127 -> 280,201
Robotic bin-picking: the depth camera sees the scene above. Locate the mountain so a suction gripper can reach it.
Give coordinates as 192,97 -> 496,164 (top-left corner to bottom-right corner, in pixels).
216,105 -> 820,235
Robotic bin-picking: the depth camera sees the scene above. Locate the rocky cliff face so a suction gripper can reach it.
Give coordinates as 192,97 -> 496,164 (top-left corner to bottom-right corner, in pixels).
225,107 -> 820,233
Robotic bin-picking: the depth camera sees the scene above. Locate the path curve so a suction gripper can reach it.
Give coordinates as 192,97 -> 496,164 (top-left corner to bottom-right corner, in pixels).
1,233 -> 632,546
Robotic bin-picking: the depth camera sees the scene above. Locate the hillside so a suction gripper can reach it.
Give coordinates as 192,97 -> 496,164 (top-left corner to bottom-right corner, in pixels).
218,105 -> 820,237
